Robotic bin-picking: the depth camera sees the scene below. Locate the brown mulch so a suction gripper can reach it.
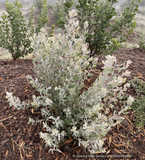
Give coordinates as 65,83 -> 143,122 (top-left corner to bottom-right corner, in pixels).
0,48 -> 145,160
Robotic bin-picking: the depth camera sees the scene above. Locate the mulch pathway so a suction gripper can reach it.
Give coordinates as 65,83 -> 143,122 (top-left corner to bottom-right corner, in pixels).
0,48 -> 145,160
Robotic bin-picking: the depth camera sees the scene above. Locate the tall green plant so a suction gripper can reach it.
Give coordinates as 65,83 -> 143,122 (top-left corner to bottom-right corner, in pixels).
0,0 -> 49,60
76,0 -> 141,57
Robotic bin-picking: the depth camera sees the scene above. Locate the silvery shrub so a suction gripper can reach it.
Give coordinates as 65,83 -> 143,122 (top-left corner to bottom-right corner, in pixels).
6,9 -> 134,154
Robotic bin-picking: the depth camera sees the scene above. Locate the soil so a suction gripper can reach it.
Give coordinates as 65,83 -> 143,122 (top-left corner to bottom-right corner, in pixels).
0,48 -> 145,160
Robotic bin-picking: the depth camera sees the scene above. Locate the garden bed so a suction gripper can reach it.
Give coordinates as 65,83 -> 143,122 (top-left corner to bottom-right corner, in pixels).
0,48 -> 145,160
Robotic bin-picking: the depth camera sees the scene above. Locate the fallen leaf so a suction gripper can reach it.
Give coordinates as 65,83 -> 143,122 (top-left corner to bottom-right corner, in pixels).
29,141 -> 33,145
108,136 -> 112,147
24,89 -> 28,92
114,143 -> 120,148
64,139 -> 73,144
87,79 -> 91,83
31,108 -> 34,113
5,150 -> 9,156
106,149 -> 111,154
114,148 -> 123,156
133,139 -> 136,142
27,155 -> 32,158
0,122 -> 3,127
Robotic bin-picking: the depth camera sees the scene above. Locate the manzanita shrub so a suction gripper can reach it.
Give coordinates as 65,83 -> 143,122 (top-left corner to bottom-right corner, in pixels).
76,0 -> 141,57
0,0 -> 49,60
6,10 -> 134,154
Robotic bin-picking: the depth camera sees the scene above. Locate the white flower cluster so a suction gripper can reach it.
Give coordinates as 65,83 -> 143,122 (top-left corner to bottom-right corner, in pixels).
6,9 -> 134,154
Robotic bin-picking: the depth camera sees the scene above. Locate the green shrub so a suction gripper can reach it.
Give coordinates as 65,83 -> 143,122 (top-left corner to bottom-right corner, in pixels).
0,0 -> 49,60
50,0 -> 140,56
6,10 -> 134,154
75,0 -> 140,57
129,78 -> 145,131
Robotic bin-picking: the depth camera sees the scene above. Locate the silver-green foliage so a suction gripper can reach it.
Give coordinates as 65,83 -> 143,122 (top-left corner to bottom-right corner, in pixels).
0,0 -> 49,60
6,10 -> 134,153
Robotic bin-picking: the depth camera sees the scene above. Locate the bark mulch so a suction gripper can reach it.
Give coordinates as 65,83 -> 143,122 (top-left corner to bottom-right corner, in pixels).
0,48 -> 145,160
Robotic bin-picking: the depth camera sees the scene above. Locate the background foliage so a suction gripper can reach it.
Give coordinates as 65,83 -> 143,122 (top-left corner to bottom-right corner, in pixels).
0,0 -> 49,60
76,0 -> 140,57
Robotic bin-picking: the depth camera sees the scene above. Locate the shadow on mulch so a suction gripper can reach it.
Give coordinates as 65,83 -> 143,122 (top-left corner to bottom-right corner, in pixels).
0,48 -> 145,160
